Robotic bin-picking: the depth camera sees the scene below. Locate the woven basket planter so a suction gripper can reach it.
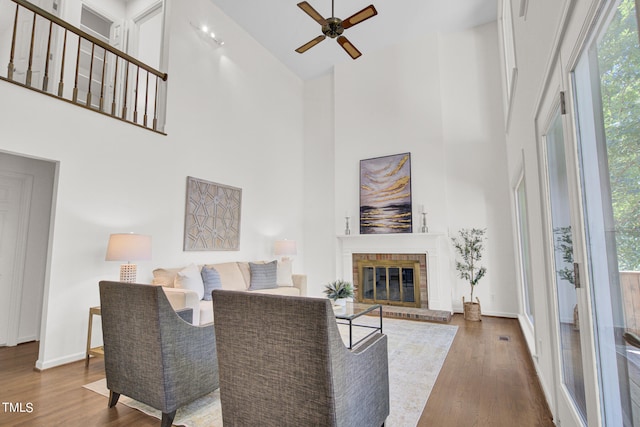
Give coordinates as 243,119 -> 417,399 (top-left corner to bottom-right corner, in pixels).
463,297 -> 482,321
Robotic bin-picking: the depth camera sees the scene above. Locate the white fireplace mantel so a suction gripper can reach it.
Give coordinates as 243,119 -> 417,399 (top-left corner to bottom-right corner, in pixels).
337,233 -> 453,312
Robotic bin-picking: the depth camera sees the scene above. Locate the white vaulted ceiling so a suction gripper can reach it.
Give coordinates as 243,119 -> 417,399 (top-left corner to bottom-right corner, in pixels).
209,0 -> 499,80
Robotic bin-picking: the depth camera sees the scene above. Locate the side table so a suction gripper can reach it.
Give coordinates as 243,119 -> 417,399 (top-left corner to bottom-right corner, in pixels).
85,306 -> 103,366
334,302 -> 383,349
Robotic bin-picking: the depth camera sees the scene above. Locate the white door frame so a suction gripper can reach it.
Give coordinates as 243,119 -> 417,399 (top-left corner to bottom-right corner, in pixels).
535,48 -> 602,425
128,1 -> 163,61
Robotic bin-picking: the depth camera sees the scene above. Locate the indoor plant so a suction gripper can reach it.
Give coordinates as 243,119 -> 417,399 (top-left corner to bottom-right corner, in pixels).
324,280 -> 355,306
452,228 -> 487,321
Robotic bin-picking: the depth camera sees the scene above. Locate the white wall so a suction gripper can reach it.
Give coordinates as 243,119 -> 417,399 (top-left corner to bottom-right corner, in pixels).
333,33 -> 446,236
500,0 -> 568,413
0,0 -> 304,369
302,73 -> 336,296
311,23 -> 516,316
439,23 -> 518,315
0,0 -> 519,369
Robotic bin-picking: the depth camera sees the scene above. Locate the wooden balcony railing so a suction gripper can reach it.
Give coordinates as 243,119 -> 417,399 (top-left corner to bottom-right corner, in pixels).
1,0 -> 168,133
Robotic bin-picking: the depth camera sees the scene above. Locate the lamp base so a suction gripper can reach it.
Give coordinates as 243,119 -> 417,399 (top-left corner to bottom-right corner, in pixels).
119,263 -> 137,283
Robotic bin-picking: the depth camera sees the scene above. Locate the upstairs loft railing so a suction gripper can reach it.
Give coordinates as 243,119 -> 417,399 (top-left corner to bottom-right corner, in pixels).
0,0 -> 168,133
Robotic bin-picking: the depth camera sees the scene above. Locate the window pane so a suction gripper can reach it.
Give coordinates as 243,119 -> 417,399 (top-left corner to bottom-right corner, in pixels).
375,267 -> 387,300
362,267 -> 374,300
516,176 -> 535,322
546,110 -> 587,420
389,267 -> 401,301
403,268 -> 415,303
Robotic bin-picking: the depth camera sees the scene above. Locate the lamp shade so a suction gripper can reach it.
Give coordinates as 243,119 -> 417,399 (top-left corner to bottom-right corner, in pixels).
274,239 -> 297,256
105,233 -> 152,262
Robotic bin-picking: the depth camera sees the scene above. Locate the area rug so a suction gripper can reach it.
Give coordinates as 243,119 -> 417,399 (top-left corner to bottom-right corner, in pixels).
84,317 -> 457,427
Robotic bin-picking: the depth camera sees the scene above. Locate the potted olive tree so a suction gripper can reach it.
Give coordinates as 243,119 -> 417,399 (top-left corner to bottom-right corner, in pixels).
452,228 -> 487,321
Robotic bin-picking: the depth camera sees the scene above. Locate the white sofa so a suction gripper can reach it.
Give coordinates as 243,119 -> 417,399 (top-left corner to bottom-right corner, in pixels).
152,261 -> 307,325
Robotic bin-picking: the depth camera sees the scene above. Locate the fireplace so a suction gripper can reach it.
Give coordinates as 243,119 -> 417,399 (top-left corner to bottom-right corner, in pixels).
338,233 -> 453,313
353,254 -> 426,308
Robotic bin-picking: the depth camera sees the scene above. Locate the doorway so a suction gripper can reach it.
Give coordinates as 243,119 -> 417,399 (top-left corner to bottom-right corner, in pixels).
0,153 -> 56,347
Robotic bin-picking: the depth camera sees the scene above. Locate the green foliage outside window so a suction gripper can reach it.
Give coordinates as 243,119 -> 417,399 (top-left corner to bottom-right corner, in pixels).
598,0 -> 640,271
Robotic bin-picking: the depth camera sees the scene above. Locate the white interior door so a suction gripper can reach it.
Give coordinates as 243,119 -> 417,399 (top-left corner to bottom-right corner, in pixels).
130,2 -> 162,125
0,173 -> 32,347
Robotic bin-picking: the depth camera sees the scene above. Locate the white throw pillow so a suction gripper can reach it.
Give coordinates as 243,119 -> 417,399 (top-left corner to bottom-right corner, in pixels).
277,259 -> 294,287
174,264 -> 205,300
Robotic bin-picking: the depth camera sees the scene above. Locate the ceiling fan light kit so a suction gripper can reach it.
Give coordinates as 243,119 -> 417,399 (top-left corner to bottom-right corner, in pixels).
295,0 -> 377,59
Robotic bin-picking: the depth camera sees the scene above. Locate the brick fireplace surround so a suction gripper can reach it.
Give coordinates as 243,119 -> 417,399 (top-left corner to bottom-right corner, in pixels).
351,253 -> 428,308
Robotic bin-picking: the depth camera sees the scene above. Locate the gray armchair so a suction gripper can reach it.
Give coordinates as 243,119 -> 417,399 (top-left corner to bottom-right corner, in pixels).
212,290 -> 389,427
99,281 -> 219,427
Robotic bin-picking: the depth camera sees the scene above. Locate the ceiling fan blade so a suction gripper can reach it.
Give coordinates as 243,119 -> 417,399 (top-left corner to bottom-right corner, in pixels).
337,36 -> 362,59
341,5 -> 378,30
296,35 -> 327,53
297,2 -> 327,26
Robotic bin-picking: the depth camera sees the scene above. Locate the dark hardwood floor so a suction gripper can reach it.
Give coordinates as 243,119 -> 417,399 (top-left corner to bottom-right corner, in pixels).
419,315 -> 555,427
0,314 -> 554,426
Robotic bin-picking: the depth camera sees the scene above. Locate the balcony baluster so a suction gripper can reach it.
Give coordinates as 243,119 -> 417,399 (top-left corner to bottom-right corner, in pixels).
42,21 -> 52,92
121,62 -> 129,120
86,42 -> 95,107
72,35 -> 80,103
133,65 -> 139,124
111,57 -> 119,116
1,0 -> 168,133
26,13 -> 36,87
99,49 -> 106,112
7,3 -> 18,80
57,29 -> 67,97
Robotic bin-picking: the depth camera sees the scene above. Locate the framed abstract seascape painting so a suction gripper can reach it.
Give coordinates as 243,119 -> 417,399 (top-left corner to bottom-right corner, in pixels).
360,153 -> 412,234
184,177 -> 242,251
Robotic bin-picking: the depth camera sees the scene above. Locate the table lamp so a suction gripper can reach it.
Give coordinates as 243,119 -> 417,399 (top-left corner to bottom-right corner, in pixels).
274,239 -> 297,261
105,233 -> 152,283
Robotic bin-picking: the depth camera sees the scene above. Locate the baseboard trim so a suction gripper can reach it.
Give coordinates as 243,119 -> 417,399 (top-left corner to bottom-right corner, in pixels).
452,308 -> 518,319
36,351 -> 85,371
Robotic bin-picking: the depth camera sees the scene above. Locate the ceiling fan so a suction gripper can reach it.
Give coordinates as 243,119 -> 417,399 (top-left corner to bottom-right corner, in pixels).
295,0 -> 378,59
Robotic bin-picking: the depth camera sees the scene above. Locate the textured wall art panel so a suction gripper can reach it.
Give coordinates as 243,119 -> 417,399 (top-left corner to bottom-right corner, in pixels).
184,176 -> 242,251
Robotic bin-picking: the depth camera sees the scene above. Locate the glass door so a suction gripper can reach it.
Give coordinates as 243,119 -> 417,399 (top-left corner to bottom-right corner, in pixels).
544,107 -> 587,423
572,0 -> 640,424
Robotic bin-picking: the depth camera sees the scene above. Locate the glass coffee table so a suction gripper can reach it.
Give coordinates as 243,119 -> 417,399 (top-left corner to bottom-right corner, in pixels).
333,302 -> 383,349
